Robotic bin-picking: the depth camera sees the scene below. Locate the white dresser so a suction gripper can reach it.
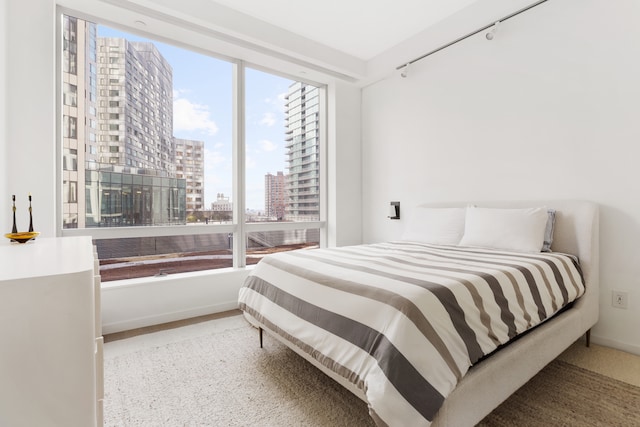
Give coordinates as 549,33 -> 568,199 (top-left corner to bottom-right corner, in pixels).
0,236 -> 103,427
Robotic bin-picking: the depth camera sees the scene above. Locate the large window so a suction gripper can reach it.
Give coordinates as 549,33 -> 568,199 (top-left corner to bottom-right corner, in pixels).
60,14 -> 324,281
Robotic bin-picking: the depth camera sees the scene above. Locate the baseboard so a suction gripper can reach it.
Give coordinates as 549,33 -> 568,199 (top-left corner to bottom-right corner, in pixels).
591,334 -> 640,357
102,301 -> 239,335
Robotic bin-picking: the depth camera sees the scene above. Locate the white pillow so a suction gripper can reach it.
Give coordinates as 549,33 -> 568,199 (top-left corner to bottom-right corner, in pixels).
459,206 -> 549,253
401,207 -> 466,245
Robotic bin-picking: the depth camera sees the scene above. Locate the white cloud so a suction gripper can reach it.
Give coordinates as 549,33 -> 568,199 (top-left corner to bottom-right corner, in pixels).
173,97 -> 219,136
204,147 -> 226,167
260,112 -> 276,127
258,139 -> 277,152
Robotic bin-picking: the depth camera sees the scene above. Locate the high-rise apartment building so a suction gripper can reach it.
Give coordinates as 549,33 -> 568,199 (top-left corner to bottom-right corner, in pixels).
284,82 -> 320,221
96,39 -> 174,174
265,171 -> 287,220
62,16 -> 98,228
175,138 -> 205,211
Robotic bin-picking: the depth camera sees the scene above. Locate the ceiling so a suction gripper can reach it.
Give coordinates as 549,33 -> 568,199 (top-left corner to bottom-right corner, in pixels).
86,0 -> 537,83
207,0 -> 481,61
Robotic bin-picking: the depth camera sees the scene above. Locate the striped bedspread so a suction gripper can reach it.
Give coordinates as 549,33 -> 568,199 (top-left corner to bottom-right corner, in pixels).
237,241 -> 585,426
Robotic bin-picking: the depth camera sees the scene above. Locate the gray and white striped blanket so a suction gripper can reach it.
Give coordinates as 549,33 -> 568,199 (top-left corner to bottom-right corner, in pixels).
238,241 -> 584,426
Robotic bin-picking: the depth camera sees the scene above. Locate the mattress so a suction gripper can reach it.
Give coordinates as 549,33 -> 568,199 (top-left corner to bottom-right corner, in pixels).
238,241 -> 585,426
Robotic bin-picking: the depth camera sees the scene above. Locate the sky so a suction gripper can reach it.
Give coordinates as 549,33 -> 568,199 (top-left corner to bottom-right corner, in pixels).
97,26 -> 294,212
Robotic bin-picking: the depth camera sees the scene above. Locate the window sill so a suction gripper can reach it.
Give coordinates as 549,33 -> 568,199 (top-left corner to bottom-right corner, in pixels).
101,265 -> 255,290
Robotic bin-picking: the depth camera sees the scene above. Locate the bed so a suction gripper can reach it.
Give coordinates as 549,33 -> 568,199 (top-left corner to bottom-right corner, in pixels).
238,200 -> 599,426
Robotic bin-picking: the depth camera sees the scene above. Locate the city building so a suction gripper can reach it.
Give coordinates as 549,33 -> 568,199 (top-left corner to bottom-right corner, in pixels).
284,82 -> 320,221
175,138 -> 205,211
265,171 -> 287,220
210,193 -> 232,222
84,167 -> 186,226
96,38 -> 174,174
61,15 -> 98,228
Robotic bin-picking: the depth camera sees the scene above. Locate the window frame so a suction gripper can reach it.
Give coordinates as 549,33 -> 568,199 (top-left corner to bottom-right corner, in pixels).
56,10 -> 327,273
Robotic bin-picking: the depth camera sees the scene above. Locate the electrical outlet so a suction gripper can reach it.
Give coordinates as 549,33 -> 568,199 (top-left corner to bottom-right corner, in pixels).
612,291 -> 628,309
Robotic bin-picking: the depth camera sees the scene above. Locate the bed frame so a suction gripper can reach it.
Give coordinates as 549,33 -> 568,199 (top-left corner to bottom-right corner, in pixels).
247,200 -> 599,426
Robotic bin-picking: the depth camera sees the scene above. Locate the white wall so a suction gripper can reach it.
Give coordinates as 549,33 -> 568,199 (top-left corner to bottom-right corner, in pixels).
0,0 -> 7,232
327,80 -> 363,247
5,0 -> 57,237
361,0 -> 640,355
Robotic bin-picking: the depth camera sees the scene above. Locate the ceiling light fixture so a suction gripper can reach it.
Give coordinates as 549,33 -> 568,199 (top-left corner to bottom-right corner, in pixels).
485,21 -> 499,40
400,63 -> 410,78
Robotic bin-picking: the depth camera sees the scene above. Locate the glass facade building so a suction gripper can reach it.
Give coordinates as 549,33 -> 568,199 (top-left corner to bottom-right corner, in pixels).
85,167 -> 186,227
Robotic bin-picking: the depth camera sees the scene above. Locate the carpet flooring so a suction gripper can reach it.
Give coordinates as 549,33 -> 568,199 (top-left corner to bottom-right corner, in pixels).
477,359 -> 640,426
104,316 -> 640,426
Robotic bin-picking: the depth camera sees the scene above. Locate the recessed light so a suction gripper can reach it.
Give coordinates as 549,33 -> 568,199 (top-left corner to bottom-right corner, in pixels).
134,20 -> 147,27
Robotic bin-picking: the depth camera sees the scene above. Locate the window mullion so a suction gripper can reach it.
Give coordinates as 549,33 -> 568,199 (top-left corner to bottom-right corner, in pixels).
232,61 -> 246,268
318,86 -> 328,248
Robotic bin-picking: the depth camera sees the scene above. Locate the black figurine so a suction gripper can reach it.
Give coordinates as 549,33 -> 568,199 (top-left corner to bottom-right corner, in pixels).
11,195 -> 17,233
11,195 -> 17,242
28,193 -> 34,233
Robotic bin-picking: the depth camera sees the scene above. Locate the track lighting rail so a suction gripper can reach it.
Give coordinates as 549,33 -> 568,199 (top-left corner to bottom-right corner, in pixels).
396,0 -> 549,73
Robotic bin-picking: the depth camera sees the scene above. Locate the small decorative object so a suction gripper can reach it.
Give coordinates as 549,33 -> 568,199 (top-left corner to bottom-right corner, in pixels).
11,195 -> 17,234
10,195 -> 18,242
6,194 -> 39,243
4,231 -> 40,244
28,193 -> 34,233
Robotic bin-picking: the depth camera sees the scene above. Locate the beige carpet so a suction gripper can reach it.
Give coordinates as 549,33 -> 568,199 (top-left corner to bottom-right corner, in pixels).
104,316 -> 374,426
477,359 -> 640,427
104,316 -> 640,426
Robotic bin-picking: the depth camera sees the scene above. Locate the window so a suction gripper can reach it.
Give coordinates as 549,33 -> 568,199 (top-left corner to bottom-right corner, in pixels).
245,68 -> 321,264
64,115 -> 77,138
59,14 -> 324,282
62,16 -> 77,75
63,83 -> 77,107
63,148 -> 78,171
